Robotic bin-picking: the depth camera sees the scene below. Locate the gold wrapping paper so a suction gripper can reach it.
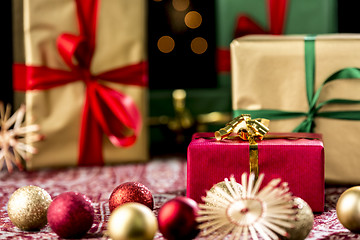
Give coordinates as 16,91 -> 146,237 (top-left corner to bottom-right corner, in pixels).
23,0 -> 148,169
231,34 -> 360,184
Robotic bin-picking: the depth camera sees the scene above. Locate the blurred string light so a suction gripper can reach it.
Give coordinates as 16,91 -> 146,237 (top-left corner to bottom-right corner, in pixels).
184,11 -> 202,29
191,37 -> 207,54
172,0 -> 189,11
157,36 -> 175,53
149,0 -> 216,92
155,0 -> 207,55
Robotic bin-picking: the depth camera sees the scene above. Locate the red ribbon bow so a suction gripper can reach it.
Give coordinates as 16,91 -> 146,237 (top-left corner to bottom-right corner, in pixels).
13,0 -> 147,166
217,0 -> 288,73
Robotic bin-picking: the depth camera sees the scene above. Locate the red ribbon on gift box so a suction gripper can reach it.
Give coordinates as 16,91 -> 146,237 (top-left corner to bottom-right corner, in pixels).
217,0 -> 288,73
13,0 -> 147,166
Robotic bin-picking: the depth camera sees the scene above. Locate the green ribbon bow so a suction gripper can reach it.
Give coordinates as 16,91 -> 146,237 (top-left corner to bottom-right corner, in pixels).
234,35 -> 360,133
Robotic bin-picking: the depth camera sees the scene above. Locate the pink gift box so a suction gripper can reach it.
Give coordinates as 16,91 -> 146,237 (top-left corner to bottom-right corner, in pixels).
187,132 -> 324,212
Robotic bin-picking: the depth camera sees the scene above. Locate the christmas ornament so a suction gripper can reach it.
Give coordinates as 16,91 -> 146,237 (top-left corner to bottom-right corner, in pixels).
47,192 -> 94,238
109,182 -> 153,212
197,173 -> 297,240
205,180 -> 243,207
7,185 -> 52,231
158,197 -> 200,240
107,202 -> 157,240
0,103 -> 42,172
336,186 -> 360,232
281,197 -> 314,240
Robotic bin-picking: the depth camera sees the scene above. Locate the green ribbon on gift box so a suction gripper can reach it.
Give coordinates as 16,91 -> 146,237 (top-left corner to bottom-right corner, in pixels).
234,35 -> 360,133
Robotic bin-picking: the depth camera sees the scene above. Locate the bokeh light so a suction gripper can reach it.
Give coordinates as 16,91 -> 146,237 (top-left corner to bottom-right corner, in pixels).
184,11 -> 202,29
172,0 -> 189,11
191,37 -> 207,54
157,36 -> 175,53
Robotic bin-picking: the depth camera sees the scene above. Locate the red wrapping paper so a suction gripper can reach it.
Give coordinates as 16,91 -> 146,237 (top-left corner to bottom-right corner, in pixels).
187,132 -> 324,212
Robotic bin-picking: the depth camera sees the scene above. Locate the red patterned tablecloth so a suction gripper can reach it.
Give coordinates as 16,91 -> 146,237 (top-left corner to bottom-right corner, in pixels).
0,157 -> 358,239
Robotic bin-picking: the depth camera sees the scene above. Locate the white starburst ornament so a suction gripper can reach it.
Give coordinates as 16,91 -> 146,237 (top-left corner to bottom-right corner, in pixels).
197,173 -> 297,240
0,103 -> 42,172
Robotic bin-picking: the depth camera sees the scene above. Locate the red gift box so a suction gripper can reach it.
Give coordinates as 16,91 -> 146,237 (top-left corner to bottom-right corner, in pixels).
187,132 -> 324,212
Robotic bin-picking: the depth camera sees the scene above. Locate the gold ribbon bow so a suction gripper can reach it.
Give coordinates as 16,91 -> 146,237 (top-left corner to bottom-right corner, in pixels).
215,114 -> 270,179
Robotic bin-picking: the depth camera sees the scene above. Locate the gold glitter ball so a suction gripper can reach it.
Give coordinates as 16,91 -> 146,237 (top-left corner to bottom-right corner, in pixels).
7,185 -> 52,231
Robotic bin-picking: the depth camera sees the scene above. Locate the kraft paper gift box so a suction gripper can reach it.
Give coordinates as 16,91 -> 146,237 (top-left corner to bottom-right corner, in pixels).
231,34 -> 360,184
187,132 -> 324,212
14,0 -> 148,169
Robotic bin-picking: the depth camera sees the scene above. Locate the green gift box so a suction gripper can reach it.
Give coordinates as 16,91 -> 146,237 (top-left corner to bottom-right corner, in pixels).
216,0 -> 337,49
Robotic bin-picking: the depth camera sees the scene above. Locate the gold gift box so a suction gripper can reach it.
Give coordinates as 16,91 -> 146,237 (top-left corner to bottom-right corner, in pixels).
231,34 -> 360,184
22,0 -> 148,169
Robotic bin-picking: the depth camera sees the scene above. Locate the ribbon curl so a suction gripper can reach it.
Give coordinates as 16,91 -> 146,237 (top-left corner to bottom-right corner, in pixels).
215,114 -> 270,179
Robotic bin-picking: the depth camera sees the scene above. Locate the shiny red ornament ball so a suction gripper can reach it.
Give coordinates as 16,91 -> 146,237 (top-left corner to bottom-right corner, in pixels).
158,197 -> 200,240
109,182 -> 154,212
47,192 -> 94,239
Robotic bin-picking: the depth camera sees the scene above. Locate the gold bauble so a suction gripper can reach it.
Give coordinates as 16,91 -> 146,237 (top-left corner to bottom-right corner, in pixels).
107,202 -> 157,240
7,185 -> 52,231
205,180 -> 242,207
336,186 -> 360,232
282,197 -> 314,240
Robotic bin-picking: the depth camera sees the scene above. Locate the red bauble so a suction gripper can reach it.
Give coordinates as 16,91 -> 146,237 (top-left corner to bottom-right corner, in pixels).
47,192 -> 94,238
158,197 -> 200,240
109,182 -> 154,212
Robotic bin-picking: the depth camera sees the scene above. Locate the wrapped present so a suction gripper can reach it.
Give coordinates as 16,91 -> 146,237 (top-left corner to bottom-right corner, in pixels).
231,34 -> 360,184
187,122 -> 324,212
13,0 -> 148,169
216,0 -> 337,73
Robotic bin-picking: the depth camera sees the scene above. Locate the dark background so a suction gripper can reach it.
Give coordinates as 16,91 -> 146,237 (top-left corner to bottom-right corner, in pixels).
148,0 -> 216,90
337,0 -> 360,33
2,0 -> 13,106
